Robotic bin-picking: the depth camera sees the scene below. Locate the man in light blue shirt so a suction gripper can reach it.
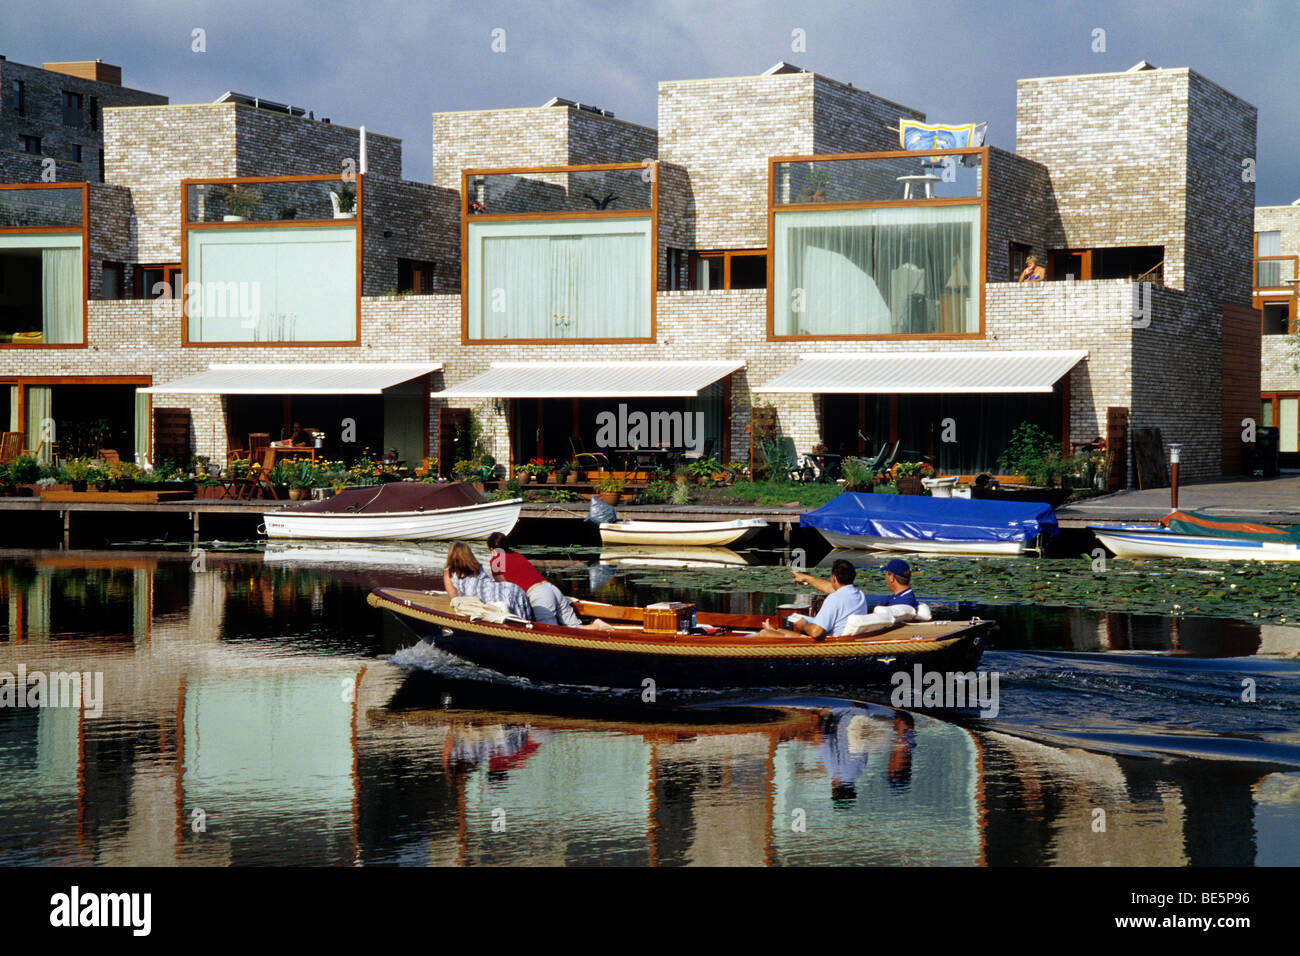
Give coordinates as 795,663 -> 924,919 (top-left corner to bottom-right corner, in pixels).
758,559 -> 869,641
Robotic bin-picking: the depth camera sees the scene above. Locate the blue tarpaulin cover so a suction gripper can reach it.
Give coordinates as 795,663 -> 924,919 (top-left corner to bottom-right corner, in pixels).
801,493 -> 1058,544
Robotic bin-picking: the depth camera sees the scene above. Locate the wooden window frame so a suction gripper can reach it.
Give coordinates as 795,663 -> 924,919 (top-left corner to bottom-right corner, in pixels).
460,162 -> 659,346
1048,248 -> 1092,281
0,182 -> 89,350
690,249 -> 767,291
136,263 -> 182,301
766,146 -> 989,342
1260,392 -> 1300,452
179,174 -> 364,348
1257,294 -> 1297,335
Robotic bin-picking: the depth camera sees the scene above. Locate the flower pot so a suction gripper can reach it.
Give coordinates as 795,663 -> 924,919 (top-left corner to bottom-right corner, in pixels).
94,481 -> 112,493
566,473 -> 579,485
472,483 -> 485,494
896,476 -> 924,496
288,487 -> 306,500
597,492 -> 620,506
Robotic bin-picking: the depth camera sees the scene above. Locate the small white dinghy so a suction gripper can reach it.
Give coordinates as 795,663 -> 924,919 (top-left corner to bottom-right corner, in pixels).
598,517 -> 768,547
262,482 -> 520,541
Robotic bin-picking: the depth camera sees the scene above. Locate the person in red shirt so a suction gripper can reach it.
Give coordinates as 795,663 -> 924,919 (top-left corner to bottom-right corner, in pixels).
486,532 -> 613,631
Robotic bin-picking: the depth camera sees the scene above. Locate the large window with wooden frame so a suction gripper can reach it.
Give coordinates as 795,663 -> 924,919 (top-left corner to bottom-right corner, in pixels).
463,163 -> 657,343
181,175 -> 362,345
0,183 -> 88,347
1253,232 -> 1297,335
769,148 -> 985,339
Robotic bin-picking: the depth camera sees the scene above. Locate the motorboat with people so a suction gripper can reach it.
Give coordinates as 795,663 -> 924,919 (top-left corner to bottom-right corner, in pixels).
261,482 -> 520,541
370,587 -> 990,689
1091,510 -> 1300,561
800,492 -> 1058,555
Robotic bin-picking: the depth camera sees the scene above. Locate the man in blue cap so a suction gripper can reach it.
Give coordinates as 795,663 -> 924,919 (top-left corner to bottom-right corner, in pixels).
780,561 -> 915,629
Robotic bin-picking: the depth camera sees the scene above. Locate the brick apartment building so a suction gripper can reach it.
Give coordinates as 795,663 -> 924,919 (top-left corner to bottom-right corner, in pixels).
0,58 -> 1270,486
0,57 -> 167,182
1253,201 -> 1300,465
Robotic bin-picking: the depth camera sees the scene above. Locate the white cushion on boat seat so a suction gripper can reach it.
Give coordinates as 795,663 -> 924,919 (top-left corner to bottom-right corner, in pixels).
842,610 -> 897,637
915,603 -> 932,622
873,604 -> 918,623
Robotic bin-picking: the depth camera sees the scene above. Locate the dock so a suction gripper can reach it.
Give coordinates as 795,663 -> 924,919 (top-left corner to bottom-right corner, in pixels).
3,474 -> 1296,548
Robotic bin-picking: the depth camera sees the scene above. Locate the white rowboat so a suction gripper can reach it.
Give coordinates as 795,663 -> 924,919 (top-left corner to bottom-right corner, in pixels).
598,517 -> 768,547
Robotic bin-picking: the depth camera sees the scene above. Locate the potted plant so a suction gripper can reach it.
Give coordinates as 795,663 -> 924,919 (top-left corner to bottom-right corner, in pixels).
688,456 -> 725,487
452,459 -> 478,483
892,461 -> 934,495
287,460 -> 314,500
563,460 -> 581,484
7,455 -> 41,496
223,186 -> 261,221
0,463 -> 10,496
517,459 -> 550,484
108,460 -> 141,491
593,476 -> 625,506
330,184 -> 356,218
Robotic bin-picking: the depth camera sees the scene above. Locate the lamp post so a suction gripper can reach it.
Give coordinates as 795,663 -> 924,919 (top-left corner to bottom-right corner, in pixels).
1169,443 -> 1182,511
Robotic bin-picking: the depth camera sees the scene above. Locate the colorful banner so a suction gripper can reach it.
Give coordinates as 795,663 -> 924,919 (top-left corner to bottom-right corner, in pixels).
899,121 -> 988,151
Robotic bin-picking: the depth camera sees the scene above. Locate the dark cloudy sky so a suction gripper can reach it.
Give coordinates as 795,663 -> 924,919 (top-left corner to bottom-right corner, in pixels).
3,0 -> 1296,204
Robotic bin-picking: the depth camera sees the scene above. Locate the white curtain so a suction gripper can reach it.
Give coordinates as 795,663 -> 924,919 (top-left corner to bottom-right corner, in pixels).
775,205 -> 980,336
41,247 -> 81,343
134,390 -> 151,466
25,385 -> 52,464
8,385 -> 18,432
1257,231 -> 1282,286
471,218 -> 651,339
187,226 -> 356,342
481,235 -> 550,338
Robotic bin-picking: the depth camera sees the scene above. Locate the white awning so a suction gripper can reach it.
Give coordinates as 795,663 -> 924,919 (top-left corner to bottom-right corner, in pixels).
141,363 -> 442,395
754,350 -> 1088,394
437,361 -> 745,399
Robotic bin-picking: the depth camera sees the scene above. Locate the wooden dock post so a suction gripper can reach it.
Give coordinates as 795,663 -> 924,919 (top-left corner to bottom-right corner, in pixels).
62,510 -> 70,550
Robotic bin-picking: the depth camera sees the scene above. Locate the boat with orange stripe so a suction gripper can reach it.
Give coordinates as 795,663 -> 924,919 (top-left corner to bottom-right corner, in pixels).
1091,509 -> 1300,561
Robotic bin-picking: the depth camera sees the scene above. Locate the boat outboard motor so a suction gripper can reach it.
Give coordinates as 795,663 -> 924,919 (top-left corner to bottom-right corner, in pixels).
587,496 -> 617,525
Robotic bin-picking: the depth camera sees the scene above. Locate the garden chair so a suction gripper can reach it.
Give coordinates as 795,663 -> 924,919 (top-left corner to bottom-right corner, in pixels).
569,436 -> 610,473
248,433 -> 271,462
0,432 -> 23,464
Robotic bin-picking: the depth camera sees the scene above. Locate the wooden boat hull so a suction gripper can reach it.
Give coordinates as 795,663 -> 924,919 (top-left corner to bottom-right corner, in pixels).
262,499 -> 521,541
599,518 -> 768,547
816,529 -> 1027,555
370,587 -> 989,690
1092,525 -> 1300,561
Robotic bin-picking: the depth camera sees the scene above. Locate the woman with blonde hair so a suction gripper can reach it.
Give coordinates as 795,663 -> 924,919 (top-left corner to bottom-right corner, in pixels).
442,541 -> 531,620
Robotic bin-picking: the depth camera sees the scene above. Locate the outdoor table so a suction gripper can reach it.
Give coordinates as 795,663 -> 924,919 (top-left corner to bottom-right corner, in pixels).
613,447 -> 673,472
810,453 -> 843,482
897,173 -> 943,199
269,444 -> 317,461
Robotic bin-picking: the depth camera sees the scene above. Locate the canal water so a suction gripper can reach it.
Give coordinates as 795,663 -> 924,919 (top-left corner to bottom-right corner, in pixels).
1,542 -> 1297,866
